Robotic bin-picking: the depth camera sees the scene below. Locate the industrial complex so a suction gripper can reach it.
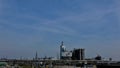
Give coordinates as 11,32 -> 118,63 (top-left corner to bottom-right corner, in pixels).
60,41 -> 85,60
0,42 -> 120,68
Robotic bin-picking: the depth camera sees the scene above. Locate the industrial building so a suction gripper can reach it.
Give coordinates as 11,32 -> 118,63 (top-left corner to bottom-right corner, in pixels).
60,41 -> 72,60
72,48 -> 85,60
60,41 -> 85,60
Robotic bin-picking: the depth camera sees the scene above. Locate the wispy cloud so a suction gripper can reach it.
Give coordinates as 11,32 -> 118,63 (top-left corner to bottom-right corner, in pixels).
0,0 -> 120,59
1,3 -> 119,37
0,20 -> 77,37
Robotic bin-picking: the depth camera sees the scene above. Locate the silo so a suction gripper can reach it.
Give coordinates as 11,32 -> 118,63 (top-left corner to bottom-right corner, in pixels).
72,48 -> 85,60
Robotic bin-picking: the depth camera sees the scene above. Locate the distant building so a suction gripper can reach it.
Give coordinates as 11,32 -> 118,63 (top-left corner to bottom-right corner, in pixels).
72,48 -> 85,60
95,55 -> 102,60
33,51 -> 38,60
60,41 -> 72,60
60,42 -> 85,60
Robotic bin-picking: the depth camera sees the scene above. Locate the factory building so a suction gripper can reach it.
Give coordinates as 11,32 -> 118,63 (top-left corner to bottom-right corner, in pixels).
60,41 -> 72,60
72,48 -> 85,60
60,42 -> 85,60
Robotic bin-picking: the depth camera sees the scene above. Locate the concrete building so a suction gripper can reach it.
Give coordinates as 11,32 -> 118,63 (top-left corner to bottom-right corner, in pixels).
60,42 -> 85,60
72,48 -> 85,60
60,41 -> 72,60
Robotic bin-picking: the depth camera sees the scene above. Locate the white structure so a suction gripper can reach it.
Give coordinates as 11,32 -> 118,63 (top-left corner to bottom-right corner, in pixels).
60,41 -> 72,60
62,51 -> 72,57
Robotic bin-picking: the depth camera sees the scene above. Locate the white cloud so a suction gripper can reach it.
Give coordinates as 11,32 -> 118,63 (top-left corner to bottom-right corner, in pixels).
0,4 -> 117,37
0,19 -> 77,37
0,0 -> 119,39
0,0 -> 120,59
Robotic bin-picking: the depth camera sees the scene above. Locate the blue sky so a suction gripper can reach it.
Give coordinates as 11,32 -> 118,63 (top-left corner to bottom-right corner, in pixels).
0,0 -> 120,60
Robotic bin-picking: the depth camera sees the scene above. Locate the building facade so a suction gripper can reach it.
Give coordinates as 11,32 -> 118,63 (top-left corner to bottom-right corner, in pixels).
72,48 -> 85,60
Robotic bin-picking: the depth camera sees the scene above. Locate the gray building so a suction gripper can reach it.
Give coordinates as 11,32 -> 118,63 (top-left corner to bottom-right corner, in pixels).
72,48 -> 85,60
